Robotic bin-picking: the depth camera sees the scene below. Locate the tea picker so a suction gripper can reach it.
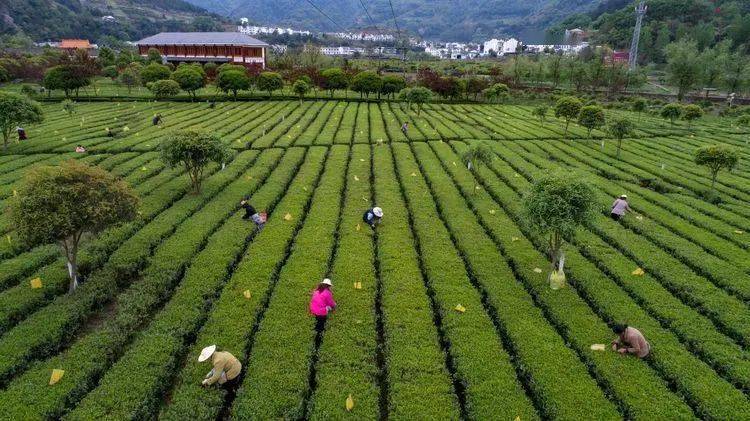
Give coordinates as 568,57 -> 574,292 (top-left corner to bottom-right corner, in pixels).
309,278 -> 337,333
240,197 -> 266,230
610,194 -> 631,221
611,324 -> 651,358
362,207 -> 383,229
199,345 -> 242,387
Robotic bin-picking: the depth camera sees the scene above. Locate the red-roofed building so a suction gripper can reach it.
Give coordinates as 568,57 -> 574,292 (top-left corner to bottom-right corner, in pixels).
58,39 -> 97,56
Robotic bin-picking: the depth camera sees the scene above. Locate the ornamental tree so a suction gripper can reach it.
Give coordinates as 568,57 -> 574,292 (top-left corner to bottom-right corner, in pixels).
6,161 -> 138,292
0,92 -> 44,150
532,105 -> 549,125
43,65 -> 91,97
554,96 -> 583,138
682,104 -> 703,128
216,70 -> 250,100
608,117 -> 634,159
119,67 -> 140,93
523,172 -> 596,287
160,131 -> 230,194
292,79 -> 310,103
483,83 -> 509,103
148,79 -> 181,100
578,105 -> 606,138
147,48 -> 162,63
694,145 -> 739,193
460,141 -> 494,193
350,71 -> 382,99
660,103 -> 683,125
381,75 -> 406,99
171,67 -> 205,100
140,63 -> 171,85
320,67 -> 348,98
632,97 -> 647,121
405,86 -> 432,116
257,71 -> 283,97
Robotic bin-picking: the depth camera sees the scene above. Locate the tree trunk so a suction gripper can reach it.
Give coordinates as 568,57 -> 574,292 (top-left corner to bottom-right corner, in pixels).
711,171 -> 718,192
63,237 -> 80,293
617,139 -> 622,159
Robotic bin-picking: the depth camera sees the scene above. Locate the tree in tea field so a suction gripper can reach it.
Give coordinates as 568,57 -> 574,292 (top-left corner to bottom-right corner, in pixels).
292,79 -> 310,103
161,131 -> 231,194
6,161 -> 138,292
217,70 -> 250,100
119,67 -> 140,94
532,105 -> 548,125
148,79 -> 181,100
694,145 -> 739,194
0,92 -> 44,151
578,105 -> 606,138
483,83 -> 509,103
523,172 -> 595,287
350,71 -> 382,99
555,96 -> 583,138
632,97 -> 647,121
102,65 -> 119,80
405,86 -> 432,116
665,39 -> 701,101
608,117 -> 634,159
171,67 -> 205,100
661,103 -> 683,125
461,141 -> 494,193
62,99 -> 76,116
381,75 -> 406,99
43,65 -> 91,98
257,72 -> 283,97
320,67 -> 348,98
682,104 -> 703,128
140,63 -> 172,85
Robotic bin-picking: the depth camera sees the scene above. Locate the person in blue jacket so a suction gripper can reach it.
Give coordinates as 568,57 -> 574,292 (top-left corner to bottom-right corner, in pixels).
363,206 -> 383,229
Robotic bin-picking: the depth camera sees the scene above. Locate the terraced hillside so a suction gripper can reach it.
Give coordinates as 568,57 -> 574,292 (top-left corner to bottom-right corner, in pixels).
0,99 -> 749,419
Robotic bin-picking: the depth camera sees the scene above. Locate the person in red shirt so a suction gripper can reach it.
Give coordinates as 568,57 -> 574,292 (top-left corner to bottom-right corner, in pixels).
309,278 -> 337,333
611,323 -> 650,358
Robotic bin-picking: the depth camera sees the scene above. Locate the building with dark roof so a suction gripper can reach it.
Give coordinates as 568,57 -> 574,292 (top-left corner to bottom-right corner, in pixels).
135,32 -> 269,68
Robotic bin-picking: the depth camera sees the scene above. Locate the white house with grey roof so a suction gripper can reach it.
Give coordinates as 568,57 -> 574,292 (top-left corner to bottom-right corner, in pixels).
135,32 -> 269,68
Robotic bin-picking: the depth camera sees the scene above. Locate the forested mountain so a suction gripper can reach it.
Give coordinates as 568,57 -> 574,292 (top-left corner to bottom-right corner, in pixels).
0,0 -> 227,42
186,0 -> 603,42
548,0 -> 750,62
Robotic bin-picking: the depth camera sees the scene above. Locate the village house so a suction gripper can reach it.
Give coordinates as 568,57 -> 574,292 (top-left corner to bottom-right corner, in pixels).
135,32 -> 268,68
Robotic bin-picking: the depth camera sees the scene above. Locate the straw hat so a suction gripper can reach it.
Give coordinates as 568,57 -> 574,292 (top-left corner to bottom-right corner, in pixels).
620,194 -> 628,199
198,345 -> 216,362
320,278 -> 333,287
373,207 -> 383,218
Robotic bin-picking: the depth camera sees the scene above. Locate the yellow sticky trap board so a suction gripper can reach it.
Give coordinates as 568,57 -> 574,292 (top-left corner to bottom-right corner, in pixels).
735,230 -> 744,235
283,213 -> 293,221
354,175 -> 359,181
12,190 -> 17,196
454,304 -> 466,313
533,268 -> 543,274
590,344 -> 606,351
30,278 -> 42,289
353,281 -> 362,290
141,167 -> 147,171
632,268 -> 645,276
6,235 -> 11,244
356,224 -> 361,232
345,394 -> 355,411
514,416 -> 521,421
488,209 -> 496,214
49,369 -> 64,385
243,290 -> 251,299
511,237 -> 519,242
359,158 -> 365,162
410,172 -> 417,177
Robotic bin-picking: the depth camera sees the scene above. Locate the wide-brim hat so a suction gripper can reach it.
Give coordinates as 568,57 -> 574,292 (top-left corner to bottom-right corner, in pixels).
620,194 -> 628,199
198,345 -> 217,362
320,278 -> 333,286
373,207 -> 383,217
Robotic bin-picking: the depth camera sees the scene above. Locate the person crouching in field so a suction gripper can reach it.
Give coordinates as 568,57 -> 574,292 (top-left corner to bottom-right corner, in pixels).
17,127 -> 27,141
309,278 -> 336,334
153,114 -> 162,126
610,194 -> 631,221
240,197 -> 265,230
199,345 -> 242,388
611,324 -> 650,358
401,122 -> 409,136
363,206 -> 383,229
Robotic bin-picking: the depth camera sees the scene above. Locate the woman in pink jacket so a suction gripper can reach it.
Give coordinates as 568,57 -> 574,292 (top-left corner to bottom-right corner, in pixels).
310,278 -> 337,333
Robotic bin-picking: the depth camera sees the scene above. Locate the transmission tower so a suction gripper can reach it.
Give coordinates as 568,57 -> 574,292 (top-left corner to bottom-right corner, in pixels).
628,0 -> 647,71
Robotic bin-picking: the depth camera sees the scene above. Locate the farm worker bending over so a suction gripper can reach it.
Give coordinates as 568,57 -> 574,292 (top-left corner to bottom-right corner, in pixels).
240,197 -> 265,230
199,345 -> 242,387
309,278 -> 336,333
401,122 -> 409,136
152,114 -> 162,126
75,145 -> 86,153
16,127 -> 27,141
363,207 -> 384,229
610,194 -> 631,221
611,324 -> 650,358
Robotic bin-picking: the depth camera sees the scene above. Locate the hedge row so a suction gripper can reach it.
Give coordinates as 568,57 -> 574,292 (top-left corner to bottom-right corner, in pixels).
334,102 -> 358,144
0,153 -> 255,384
295,101 -> 337,146
160,146 -> 329,420
452,140 -> 750,419
63,147 -> 307,419
307,144 -> 380,419
230,145 -> 349,419
367,103 -> 388,145
276,101 -> 327,148
378,102 -> 407,142
253,101 -> 314,148
315,102 -> 347,145
494,140 -> 750,390
391,143 -> 539,419
371,145 -> 460,418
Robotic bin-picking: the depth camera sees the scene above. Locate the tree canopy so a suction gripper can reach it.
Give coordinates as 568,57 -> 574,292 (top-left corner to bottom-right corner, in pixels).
160,131 -> 231,194
608,116 -> 634,158
171,67 -> 205,100
0,92 -> 44,150
257,72 -> 284,97
555,96 -> 583,137
216,70 -> 250,100
660,103 -> 683,125
320,68 -> 348,98
694,144 -> 739,193
578,105 -> 606,138
350,71 -> 382,98
140,63 -> 172,85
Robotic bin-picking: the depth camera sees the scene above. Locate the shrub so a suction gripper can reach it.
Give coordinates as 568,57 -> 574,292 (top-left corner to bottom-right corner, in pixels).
171,67 -> 205,100
682,104 -> 703,127
532,105 -> 548,125
140,63 -> 171,85
694,144 -> 739,195
577,105 -> 606,138
660,103 -> 682,125
257,71 -> 283,97
148,79 -> 181,100
160,131 -> 231,193
350,71 -> 382,98
320,67 -> 348,98
554,96 -> 583,138
216,70 -> 250,100
292,79 -> 310,103
608,117 -> 634,158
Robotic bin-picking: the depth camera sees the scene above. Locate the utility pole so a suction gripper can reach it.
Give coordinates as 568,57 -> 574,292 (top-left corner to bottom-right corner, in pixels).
628,0 -> 647,71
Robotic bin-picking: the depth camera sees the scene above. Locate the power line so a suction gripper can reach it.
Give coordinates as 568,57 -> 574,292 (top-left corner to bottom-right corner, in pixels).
302,0 -> 348,32
358,0 -> 375,25
387,0 -> 401,36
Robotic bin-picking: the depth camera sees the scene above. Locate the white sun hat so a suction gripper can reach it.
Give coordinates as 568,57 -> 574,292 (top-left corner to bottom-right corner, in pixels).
321,278 -> 333,286
198,345 -> 217,362
373,207 -> 383,218
620,194 -> 628,199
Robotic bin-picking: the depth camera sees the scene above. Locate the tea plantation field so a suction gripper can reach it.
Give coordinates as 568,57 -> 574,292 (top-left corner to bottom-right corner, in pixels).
1,99 -> 749,420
